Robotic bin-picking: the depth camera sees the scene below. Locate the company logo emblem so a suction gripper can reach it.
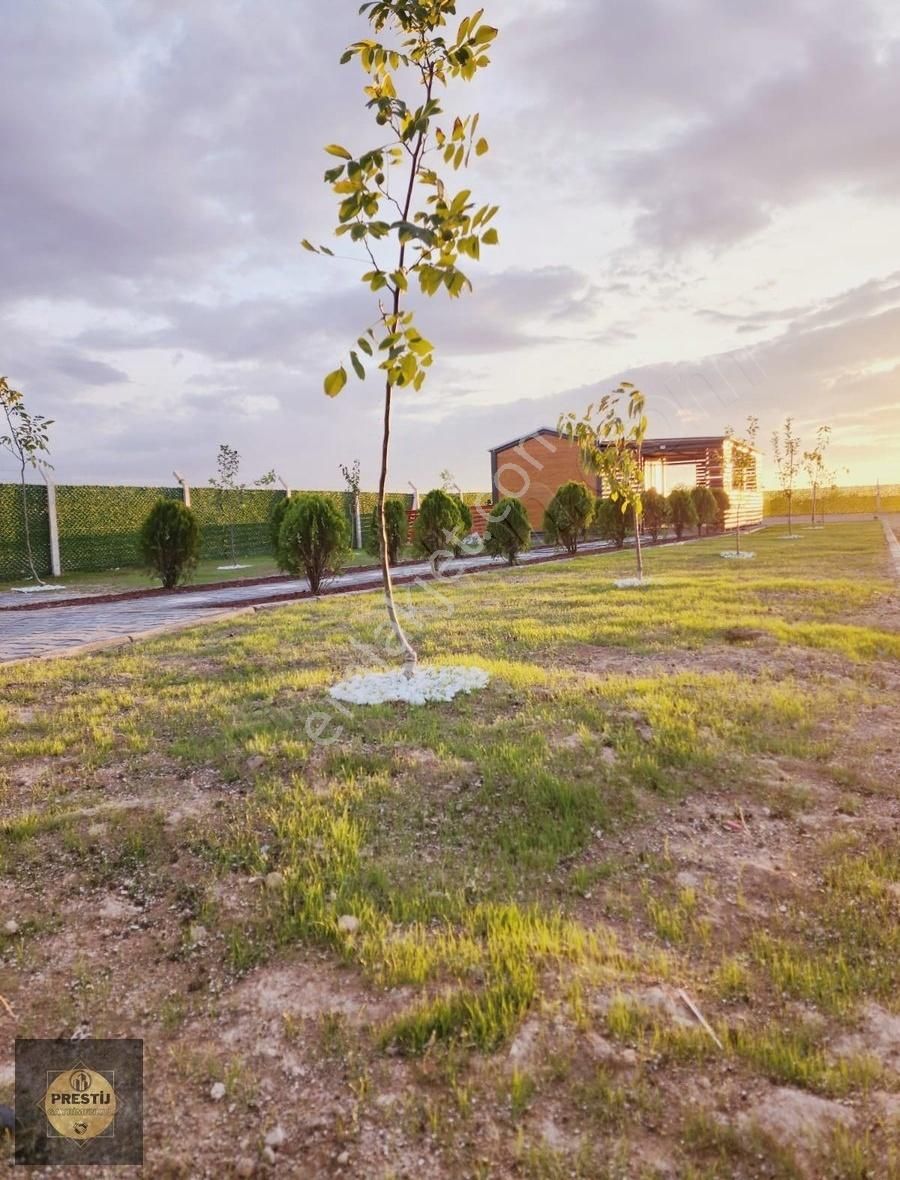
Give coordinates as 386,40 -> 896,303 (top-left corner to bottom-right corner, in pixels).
39,1060 -> 117,1145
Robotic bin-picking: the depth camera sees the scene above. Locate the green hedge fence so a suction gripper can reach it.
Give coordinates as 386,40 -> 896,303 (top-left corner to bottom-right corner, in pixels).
0,483 -> 491,582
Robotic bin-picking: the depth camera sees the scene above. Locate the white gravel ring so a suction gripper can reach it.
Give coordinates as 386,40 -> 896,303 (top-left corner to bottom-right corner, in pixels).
614,576 -> 650,589
329,665 -> 489,706
720,551 -> 756,560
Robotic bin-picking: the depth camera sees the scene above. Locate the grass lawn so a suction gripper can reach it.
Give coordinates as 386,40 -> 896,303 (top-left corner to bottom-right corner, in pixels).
0,547 -> 411,597
1,522 -> 898,1177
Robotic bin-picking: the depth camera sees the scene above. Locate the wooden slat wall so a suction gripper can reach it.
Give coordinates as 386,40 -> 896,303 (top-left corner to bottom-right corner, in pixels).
722,490 -> 764,529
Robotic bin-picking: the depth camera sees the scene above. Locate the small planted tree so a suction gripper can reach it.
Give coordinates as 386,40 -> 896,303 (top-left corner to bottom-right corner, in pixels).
543,481 -> 594,555
484,496 -> 530,564
366,498 -> 407,566
668,487 -> 698,540
594,496 -> 632,548
772,417 -> 802,537
642,488 -> 669,543
211,443 -> 243,565
277,494 -> 349,594
412,487 -> 463,559
340,459 -> 363,549
691,486 -> 718,536
818,457 -> 846,526
0,377 -> 53,585
802,425 -> 831,527
306,2 -> 499,673
724,415 -> 759,554
140,499 -> 201,589
559,383 -> 648,580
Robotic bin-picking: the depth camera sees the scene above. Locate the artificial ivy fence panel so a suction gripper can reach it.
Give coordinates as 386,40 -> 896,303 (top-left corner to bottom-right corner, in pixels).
190,487 -> 283,561
763,484 -> 900,517
0,482 -> 496,578
56,484 -> 183,573
0,483 -> 51,582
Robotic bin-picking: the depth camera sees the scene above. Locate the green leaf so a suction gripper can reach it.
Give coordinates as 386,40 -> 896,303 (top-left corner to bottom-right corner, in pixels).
481,227 -> 499,245
324,367 -> 348,397
300,239 -> 318,253
324,144 -> 352,159
357,337 -> 373,357
350,351 -> 366,380
475,137 -> 489,156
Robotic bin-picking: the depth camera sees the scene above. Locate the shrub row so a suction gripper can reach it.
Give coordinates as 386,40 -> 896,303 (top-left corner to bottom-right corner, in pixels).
141,489 -> 536,591
542,481 -> 733,553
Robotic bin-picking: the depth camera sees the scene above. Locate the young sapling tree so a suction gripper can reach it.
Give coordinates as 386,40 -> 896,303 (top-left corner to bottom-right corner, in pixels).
340,459 -> 363,549
724,415 -> 758,555
0,377 -> 53,585
560,383 -> 648,581
802,425 -> 831,528
305,1 -> 499,673
772,417 -> 802,538
211,443 -> 244,565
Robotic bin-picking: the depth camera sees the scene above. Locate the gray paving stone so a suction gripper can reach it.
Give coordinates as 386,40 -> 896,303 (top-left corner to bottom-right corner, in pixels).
0,542 -> 627,663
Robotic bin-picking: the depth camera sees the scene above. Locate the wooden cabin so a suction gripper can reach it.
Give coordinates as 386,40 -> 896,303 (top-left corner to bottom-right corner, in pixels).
489,429 -> 762,531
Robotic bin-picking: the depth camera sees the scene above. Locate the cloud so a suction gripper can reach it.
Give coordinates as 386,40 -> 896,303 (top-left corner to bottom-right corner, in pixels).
609,32 -> 900,253
50,353 -> 129,386
2,0 -> 898,493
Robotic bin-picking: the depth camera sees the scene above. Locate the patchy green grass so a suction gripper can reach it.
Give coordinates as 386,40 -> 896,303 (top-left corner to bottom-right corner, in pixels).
0,522 -> 897,1176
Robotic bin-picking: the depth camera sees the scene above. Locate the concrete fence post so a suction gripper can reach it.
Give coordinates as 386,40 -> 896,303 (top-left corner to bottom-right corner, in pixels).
43,476 -> 62,576
174,471 -> 191,508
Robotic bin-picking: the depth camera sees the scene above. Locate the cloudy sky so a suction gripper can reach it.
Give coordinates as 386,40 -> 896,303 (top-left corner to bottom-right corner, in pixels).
3,0 -> 900,493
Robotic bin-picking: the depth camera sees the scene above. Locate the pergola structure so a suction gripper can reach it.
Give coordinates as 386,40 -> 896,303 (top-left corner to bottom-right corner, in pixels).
489,428 -> 762,531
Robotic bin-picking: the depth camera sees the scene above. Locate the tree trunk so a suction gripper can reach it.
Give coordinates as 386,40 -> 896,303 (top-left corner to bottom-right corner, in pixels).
810,483 -> 817,527
378,378 -> 417,675
634,510 -> 644,580
735,502 -> 741,555
18,458 -> 44,585
353,493 -> 362,550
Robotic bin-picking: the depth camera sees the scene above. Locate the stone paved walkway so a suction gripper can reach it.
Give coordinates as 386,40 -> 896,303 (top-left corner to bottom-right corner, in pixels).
0,541 -> 621,663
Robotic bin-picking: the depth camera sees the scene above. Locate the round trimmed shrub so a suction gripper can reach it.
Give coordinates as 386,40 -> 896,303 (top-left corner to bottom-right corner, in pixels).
412,488 -> 464,558
140,499 -> 200,589
668,487 -> 698,540
454,497 -> 473,535
365,499 -> 408,567
711,487 -> 731,532
277,493 -> 349,594
484,497 -> 531,565
268,492 -> 294,553
594,496 -> 633,549
543,481 -> 594,554
642,488 -> 669,542
691,486 -> 718,536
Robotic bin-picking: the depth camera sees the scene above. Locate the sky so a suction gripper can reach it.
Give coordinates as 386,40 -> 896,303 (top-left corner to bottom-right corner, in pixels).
3,0 -> 900,494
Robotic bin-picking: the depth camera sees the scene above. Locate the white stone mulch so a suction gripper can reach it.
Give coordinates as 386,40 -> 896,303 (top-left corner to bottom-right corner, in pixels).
12,584 -> 67,594
329,665 -> 490,706
720,551 -> 756,560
